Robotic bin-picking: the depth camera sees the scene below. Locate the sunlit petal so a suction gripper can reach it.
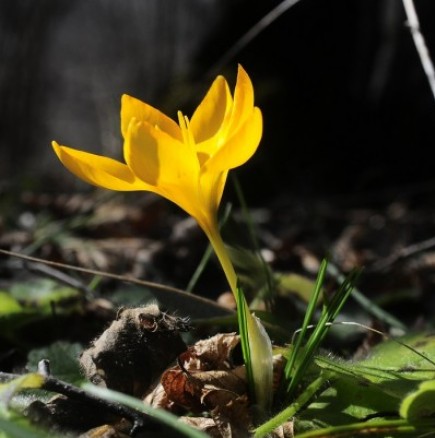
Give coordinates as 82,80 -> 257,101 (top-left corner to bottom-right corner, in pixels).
52,142 -> 147,191
227,65 -> 255,135
125,119 -> 199,186
199,170 -> 228,216
202,107 -> 262,174
124,119 -> 204,220
121,94 -> 181,140
190,76 -> 232,144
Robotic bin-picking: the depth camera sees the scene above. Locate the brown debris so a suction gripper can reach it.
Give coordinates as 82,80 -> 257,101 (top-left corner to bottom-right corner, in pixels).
146,333 -> 254,437
80,304 -> 190,398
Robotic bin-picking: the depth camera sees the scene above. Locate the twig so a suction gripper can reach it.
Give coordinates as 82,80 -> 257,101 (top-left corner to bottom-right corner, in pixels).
327,263 -> 407,331
23,261 -> 95,298
206,0 -> 302,78
402,0 -> 435,101
369,235 -> 435,272
0,248 -> 232,318
0,369 -> 150,434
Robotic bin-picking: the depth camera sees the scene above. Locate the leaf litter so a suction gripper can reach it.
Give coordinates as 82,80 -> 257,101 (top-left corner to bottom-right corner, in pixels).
1,188 -> 435,436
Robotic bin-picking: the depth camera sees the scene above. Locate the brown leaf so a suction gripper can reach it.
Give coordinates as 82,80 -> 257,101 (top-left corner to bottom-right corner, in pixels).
270,421 -> 294,438
196,367 -> 246,399
179,417 -> 222,438
143,381 -> 176,411
272,354 -> 286,393
161,336 -> 247,413
79,424 -> 130,438
161,367 -> 203,411
210,394 -> 251,438
187,332 -> 240,369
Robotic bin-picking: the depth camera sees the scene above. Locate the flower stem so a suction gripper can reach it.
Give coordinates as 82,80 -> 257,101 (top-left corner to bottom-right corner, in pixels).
204,224 -> 238,296
203,222 -> 273,412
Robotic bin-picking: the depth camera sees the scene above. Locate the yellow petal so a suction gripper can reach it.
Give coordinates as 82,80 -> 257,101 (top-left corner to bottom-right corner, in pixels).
189,76 -> 232,144
120,94 -> 181,140
52,141 -> 147,191
202,107 -> 262,174
227,65 -> 255,135
124,120 -> 204,219
125,119 -> 199,185
199,169 -> 228,216
194,65 -> 256,160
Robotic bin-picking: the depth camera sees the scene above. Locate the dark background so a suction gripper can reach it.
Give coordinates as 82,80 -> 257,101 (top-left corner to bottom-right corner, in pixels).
1,0 -> 435,205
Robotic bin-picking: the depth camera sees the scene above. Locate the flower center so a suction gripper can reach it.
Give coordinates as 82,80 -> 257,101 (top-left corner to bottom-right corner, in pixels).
177,111 -> 195,148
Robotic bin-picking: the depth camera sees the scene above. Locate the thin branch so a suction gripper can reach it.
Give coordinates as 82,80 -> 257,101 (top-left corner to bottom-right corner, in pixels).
369,235 -> 435,271
0,370 -> 149,434
206,0 -> 302,78
402,0 -> 435,100
0,248 -> 232,318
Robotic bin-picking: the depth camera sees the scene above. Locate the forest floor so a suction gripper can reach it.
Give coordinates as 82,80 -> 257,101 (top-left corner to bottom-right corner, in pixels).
1,180 -> 435,437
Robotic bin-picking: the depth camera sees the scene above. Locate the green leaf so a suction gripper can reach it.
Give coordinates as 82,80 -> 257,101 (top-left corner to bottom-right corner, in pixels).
236,286 -> 274,413
302,332 -> 435,426
0,291 -> 23,314
0,415 -> 53,438
276,272 -> 319,303
0,374 -> 44,417
400,379 -> 435,421
9,279 -> 82,314
27,341 -> 84,386
0,280 -> 83,342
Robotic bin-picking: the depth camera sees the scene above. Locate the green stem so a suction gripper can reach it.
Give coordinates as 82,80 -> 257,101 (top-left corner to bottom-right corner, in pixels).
293,418 -> 435,437
203,221 -> 273,411
204,224 -> 238,295
254,374 -> 330,437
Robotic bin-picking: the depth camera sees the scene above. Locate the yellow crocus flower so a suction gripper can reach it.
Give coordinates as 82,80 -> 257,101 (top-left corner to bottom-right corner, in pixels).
52,65 -> 272,411
52,65 -> 262,247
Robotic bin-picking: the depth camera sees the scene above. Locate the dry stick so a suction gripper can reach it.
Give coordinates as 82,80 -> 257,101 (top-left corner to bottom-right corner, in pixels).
402,0 -> 435,100
0,249 -> 170,292
24,261 -> 95,297
0,248 -> 232,318
206,0 -> 302,78
0,369 -> 150,435
369,235 -> 435,272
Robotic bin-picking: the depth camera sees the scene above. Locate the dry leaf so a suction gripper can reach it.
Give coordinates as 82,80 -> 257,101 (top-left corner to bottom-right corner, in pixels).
179,417 -> 222,437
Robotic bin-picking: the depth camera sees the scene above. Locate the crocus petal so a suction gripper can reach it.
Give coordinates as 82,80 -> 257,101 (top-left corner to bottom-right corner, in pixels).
194,65 -> 256,160
121,94 -> 181,141
202,107 -> 262,174
125,119 -> 199,186
52,141 -> 147,191
124,119 -> 204,219
227,65 -> 255,135
198,169 -> 228,218
189,76 -> 232,144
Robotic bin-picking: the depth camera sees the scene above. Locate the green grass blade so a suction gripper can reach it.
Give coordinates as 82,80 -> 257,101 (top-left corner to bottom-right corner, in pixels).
83,384 -> 209,438
254,373 -> 330,438
327,262 -> 406,331
186,203 -> 232,293
285,262 -> 360,398
185,244 -> 213,292
293,418 -> 435,437
231,174 -> 275,301
236,287 -> 253,395
284,259 -> 327,382
288,269 -> 359,396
